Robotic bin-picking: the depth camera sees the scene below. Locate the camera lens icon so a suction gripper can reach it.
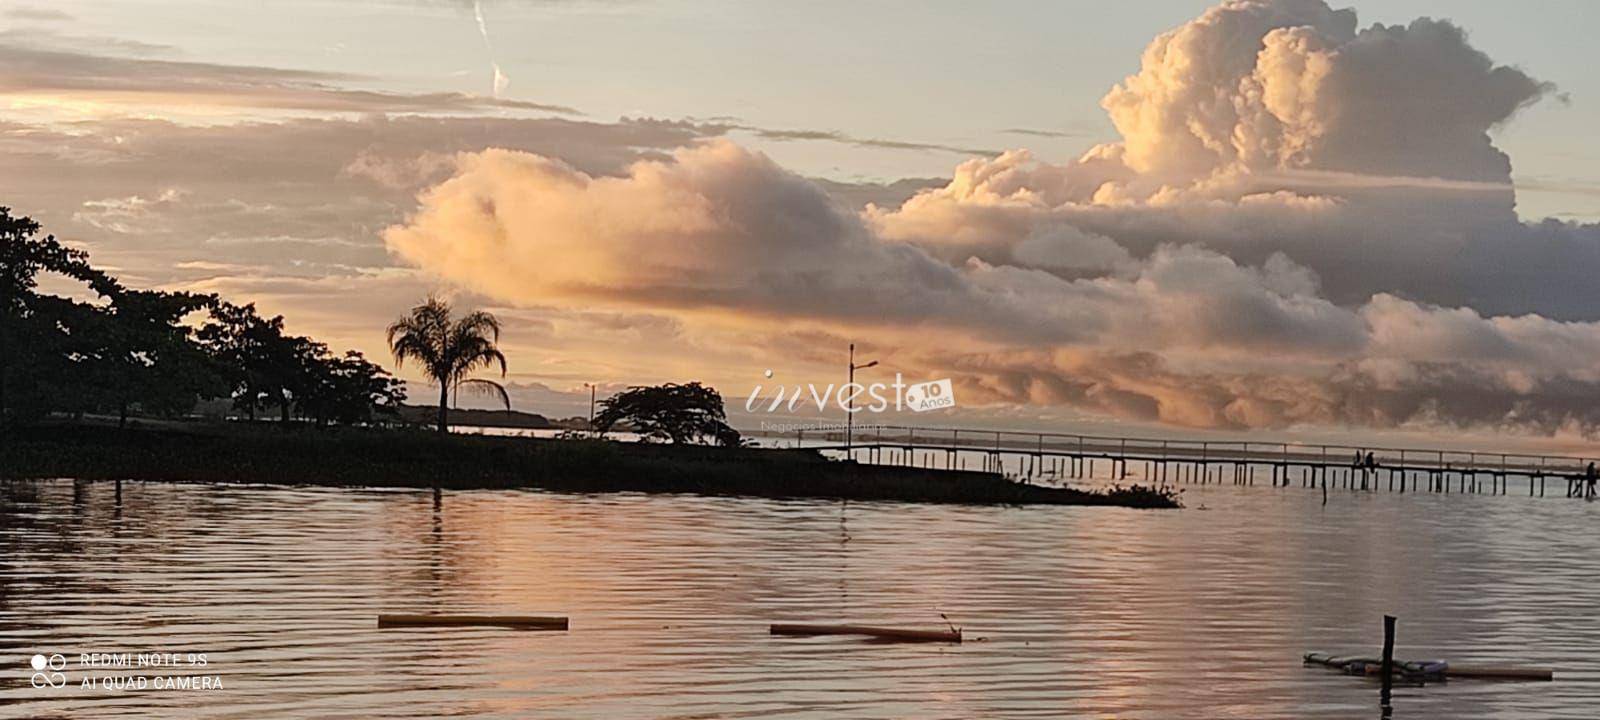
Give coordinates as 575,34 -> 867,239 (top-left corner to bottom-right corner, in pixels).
30,653 -> 67,689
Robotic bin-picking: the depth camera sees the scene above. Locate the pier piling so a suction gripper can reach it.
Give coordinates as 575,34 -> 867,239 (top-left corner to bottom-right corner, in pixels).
1381,615 -> 1396,710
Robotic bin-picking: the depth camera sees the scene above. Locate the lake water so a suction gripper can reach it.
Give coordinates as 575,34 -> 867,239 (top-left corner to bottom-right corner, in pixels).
2,476 -> 1598,718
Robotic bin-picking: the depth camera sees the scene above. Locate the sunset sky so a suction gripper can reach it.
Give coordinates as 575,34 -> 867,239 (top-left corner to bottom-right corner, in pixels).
6,0 -> 1600,449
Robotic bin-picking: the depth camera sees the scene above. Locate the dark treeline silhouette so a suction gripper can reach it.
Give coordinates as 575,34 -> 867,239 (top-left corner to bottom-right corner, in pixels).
0,207 -> 405,430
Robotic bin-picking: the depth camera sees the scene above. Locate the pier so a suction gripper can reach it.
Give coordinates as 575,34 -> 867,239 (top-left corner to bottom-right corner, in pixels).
751,425 -> 1599,498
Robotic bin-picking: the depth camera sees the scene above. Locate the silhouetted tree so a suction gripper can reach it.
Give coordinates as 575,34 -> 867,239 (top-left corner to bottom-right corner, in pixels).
593,382 -> 740,446
198,302 -> 314,422
9,292 -> 101,421
84,289 -> 222,427
1,207 -> 115,425
275,336 -> 330,423
299,350 -> 407,427
387,296 -> 509,433
199,304 -> 395,424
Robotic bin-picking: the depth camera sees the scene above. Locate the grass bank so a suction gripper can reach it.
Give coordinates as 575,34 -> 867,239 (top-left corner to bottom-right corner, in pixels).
0,423 -> 1179,508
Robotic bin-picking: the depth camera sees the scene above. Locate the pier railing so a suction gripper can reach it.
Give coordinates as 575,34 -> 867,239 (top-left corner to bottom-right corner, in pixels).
742,423 -> 1597,495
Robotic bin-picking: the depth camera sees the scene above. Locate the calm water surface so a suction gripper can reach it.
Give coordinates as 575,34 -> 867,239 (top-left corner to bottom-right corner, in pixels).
2,476 -> 1598,718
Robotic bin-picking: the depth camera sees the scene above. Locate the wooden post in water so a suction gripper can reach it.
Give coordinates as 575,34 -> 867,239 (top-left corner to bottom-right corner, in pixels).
1381,615 -> 1397,710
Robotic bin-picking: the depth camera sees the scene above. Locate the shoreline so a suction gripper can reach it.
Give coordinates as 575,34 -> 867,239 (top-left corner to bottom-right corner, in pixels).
0,423 -> 1180,509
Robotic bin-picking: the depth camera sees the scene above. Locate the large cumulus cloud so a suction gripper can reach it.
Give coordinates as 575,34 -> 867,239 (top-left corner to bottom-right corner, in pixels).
1100,0 -> 1549,184
385,142 -> 1005,333
871,0 -> 1600,319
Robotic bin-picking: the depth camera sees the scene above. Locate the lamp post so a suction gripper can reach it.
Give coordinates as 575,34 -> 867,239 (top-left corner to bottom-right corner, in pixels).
584,382 -> 596,436
847,343 -> 878,452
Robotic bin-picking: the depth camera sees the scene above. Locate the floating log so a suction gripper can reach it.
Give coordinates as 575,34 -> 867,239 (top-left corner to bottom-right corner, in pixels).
1444,664 -> 1554,681
378,614 -> 568,630
770,623 -> 961,643
1305,652 -> 1551,682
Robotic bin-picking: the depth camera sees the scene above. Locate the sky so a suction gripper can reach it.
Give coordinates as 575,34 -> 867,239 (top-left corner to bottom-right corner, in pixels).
5,0 -> 1600,451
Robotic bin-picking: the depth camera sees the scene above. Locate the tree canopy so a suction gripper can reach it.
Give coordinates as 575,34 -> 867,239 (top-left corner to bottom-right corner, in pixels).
593,382 -> 741,447
0,207 -> 404,429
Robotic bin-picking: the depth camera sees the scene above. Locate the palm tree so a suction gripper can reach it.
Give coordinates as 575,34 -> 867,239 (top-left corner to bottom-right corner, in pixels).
387,297 -> 509,433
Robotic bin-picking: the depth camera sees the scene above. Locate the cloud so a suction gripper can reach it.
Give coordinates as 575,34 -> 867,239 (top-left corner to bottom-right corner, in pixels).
811,177 -> 945,212
6,5 -> 72,22
0,112 -> 753,296
384,138 -> 1600,435
869,0 -> 1600,322
0,27 -> 175,58
385,142 -> 1022,335
742,126 -> 999,157
1099,0 -> 1551,184
941,348 -> 1600,435
0,29 -> 1015,166
0,109 -> 939,298
1002,128 -> 1084,139
0,39 -> 579,115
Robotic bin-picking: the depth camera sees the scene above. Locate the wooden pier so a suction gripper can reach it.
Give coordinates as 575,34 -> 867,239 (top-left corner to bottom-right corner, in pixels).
749,425 -> 1599,499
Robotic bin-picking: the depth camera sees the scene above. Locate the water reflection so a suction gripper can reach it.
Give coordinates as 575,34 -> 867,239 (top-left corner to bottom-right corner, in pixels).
2,479 -> 1598,718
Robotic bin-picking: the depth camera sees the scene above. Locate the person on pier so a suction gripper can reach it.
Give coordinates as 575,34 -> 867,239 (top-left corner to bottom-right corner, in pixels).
1586,462 -> 1597,499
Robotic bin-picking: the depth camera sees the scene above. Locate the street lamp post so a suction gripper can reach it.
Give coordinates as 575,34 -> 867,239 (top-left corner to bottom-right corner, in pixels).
847,343 -> 878,453
584,383 -> 596,436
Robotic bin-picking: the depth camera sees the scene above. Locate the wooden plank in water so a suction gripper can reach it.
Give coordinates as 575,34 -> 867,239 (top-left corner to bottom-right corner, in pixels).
378,614 -> 568,630
1445,664 -> 1554,681
770,623 -> 961,643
